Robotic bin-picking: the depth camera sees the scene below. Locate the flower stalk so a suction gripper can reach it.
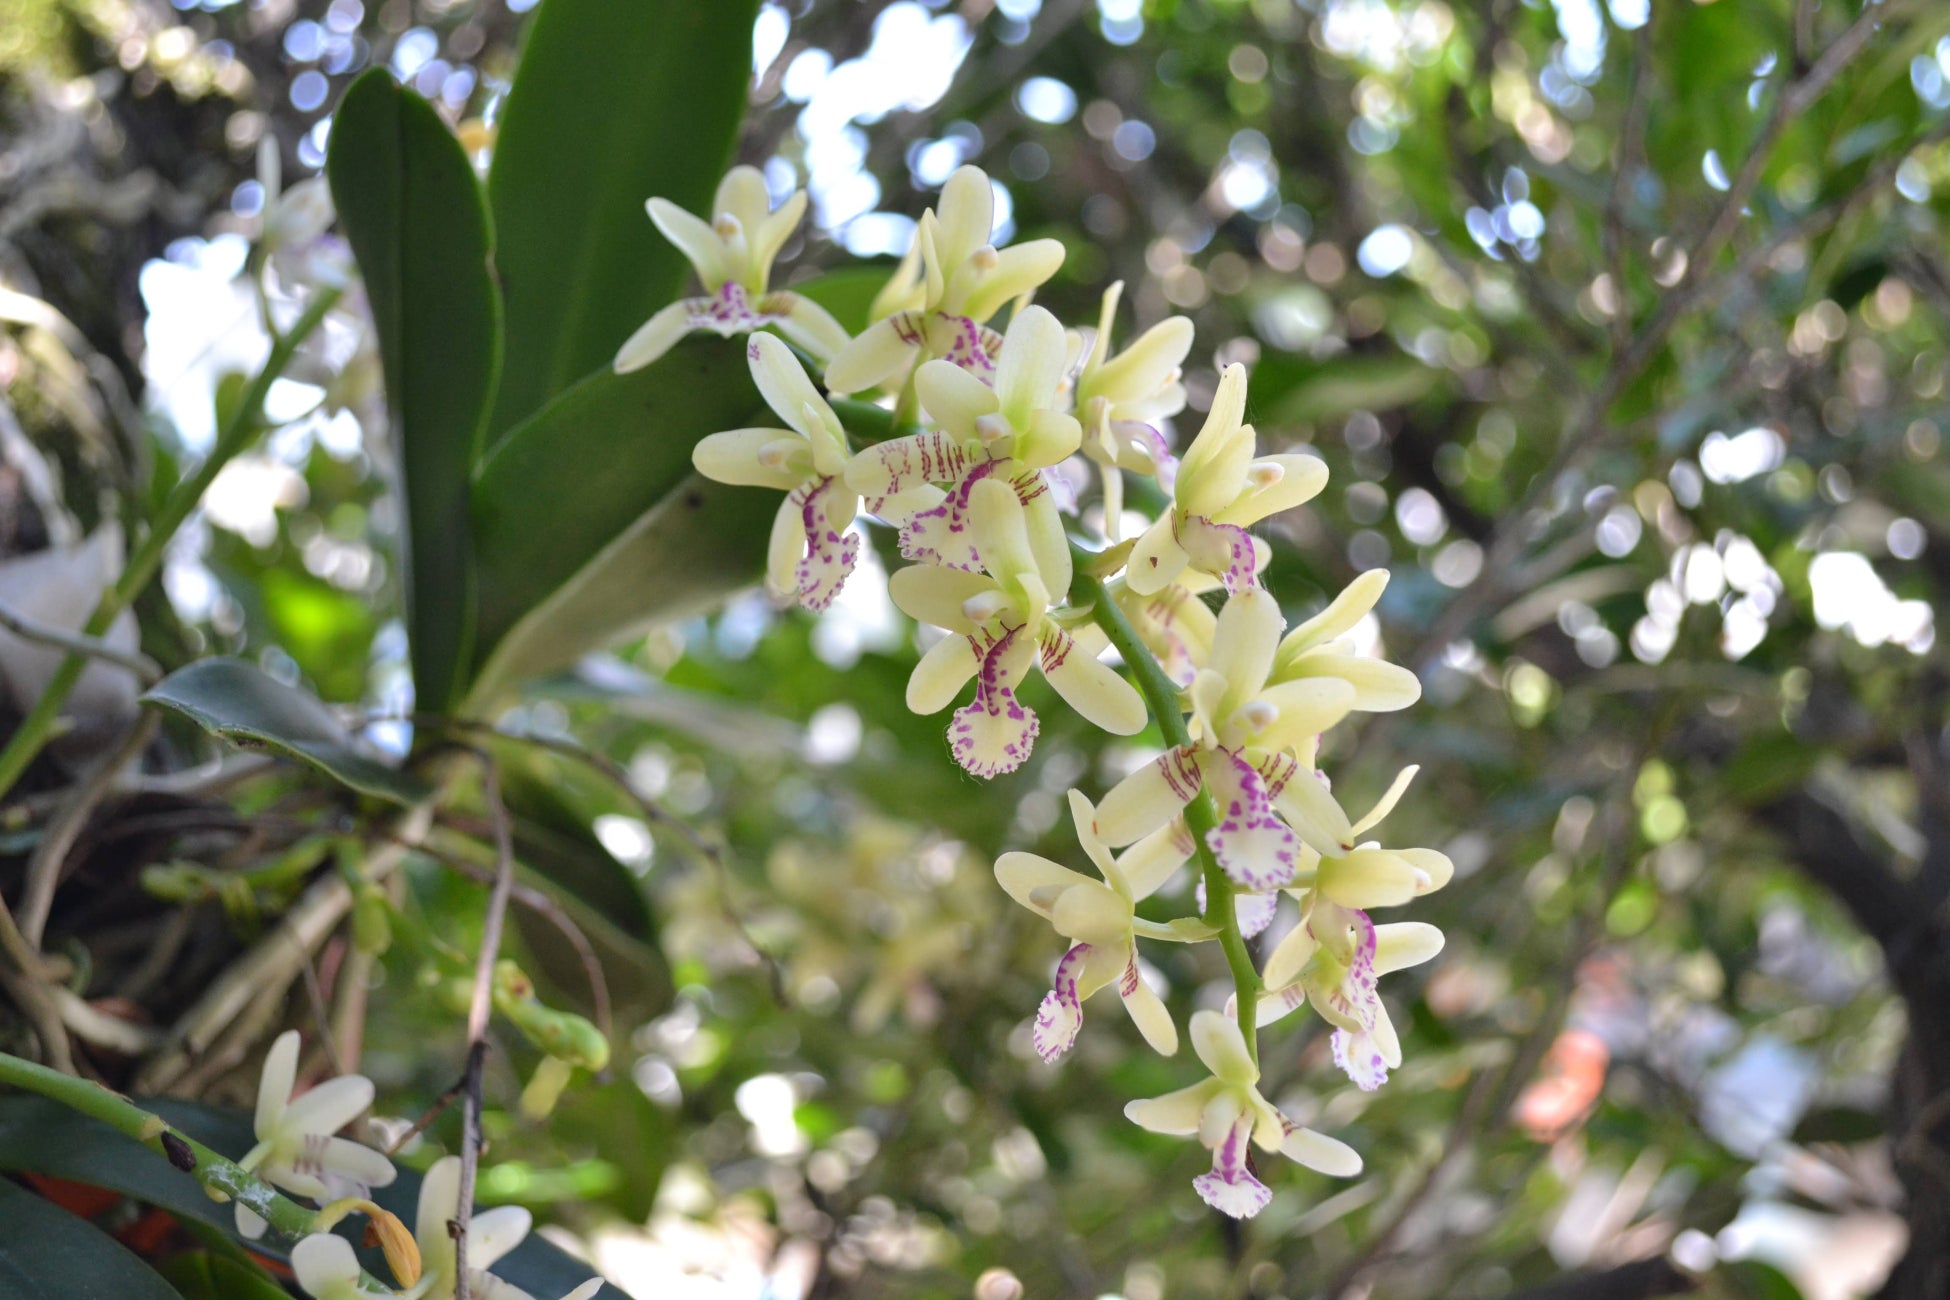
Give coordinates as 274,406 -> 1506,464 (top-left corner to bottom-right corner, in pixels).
0,1048 -> 322,1239
1076,569 -> 1263,1067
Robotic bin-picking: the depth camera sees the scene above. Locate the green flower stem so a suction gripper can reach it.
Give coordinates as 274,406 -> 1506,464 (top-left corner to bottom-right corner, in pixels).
0,1050 -> 320,1239
1077,571 -> 1263,1068
0,287 -> 342,804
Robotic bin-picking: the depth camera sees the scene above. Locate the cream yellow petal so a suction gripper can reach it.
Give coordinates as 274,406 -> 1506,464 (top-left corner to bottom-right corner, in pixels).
994,853 -> 1093,919
646,198 -> 728,286
961,239 -> 1067,321
692,428 -> 804,490
1278,569 -> 1389,665
908,632 -> 980,713
612,300 -> 693,373
1189,1008 -> 1258,1086
914,357 -> 999,441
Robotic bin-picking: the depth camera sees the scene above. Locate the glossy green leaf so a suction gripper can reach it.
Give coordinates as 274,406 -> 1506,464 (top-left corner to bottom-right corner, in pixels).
326,70 -> 503,714
474,475 -> 774,705
466,337 -> 771,706
485,0 -> 761,439
159,1252 -> 291,1300
142,657 -> 429,804
0,1177 -> 181,1299
0,1096 -> 236,1236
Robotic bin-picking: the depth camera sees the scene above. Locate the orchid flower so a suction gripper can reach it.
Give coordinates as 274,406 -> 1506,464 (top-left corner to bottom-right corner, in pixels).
1073,282 -> 1193,540
1125,1010 -> 1362,1218
826,165 -> 1065,393
691,334 -> 860,612
291,1235 -> 392,1300
1255,900 -> 1445,1091
235,1031 -> 394,1239
997,791 -> 1212,1061
846,304 -> 1081,576
890,477 -> 1144,776
413,1156 -> 573,1300
1109,573 -> 1219,688
1304,764 -> 1456,909
1125,364 -> 1329,594
613,166 -> 848,373
1270,568 -> 1422,711
1094,590 -> 1359,891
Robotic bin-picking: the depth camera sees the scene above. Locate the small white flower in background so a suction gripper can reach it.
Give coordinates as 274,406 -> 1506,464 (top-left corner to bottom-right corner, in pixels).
256,137 -> 353,292
691,334 -> 861,612
291,1234 -> 391,1300
1073,282 -> 1193,541
235,1030 -> 394,1239
412,1155 -> 606,1300
613,166 -> 849,373
888,477 -> 1144,776
1126,363 -> 1329,595
827,165 -> 1065,394
995,790 -> 1213,1061
1126,1009 -> 1361,1218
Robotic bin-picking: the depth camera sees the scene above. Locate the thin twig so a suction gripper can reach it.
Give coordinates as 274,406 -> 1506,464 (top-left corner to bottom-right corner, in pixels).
1682,0 -> 1894,289
1408,109 -> 1950,672
0,598 -> 160,684
413,827 -> 613,1049
18,712 -> 157,949
385,1071 -> 471,1156
452,756 -> 517,1300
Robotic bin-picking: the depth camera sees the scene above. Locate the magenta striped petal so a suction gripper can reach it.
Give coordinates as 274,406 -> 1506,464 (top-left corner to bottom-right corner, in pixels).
1203,750 -> 1300,891
788,476 -> 858,611
1180,514 -> 1260,592
1319,910 -> 1388,1089
1193,1112 -> 1272,1218
901,460 -> 997,571
932,312 -> 1002,381
949,626 -> 1039,777
1033,942 -> 1092,1062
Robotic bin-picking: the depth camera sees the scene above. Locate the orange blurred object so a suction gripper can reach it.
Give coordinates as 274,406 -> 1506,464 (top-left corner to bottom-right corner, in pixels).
1515,1029 -> 1610,1141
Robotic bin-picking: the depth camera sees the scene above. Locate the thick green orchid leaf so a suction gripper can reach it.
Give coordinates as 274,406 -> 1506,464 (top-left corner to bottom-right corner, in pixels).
472,473 -> 774,706
141,657 -> 429,804
326,70 -> 503,714
485,0 -> 761,441
466,337 -> 773,708
0,1176 -> 181,1299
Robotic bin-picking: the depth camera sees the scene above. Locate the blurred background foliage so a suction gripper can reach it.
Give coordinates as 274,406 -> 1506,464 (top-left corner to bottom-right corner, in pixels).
4,0 -> 1950,1297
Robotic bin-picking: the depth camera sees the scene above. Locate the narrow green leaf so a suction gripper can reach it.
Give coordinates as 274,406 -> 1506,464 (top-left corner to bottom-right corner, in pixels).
484,0 -> 761,438
0,1177 -> 181,1299
142,657 -> 429,804
326,70 -> 503,714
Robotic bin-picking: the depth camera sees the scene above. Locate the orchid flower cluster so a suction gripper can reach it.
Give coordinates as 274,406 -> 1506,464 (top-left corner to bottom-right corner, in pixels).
239,1031 -> 601,1300
629,163 -> 1451,1219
